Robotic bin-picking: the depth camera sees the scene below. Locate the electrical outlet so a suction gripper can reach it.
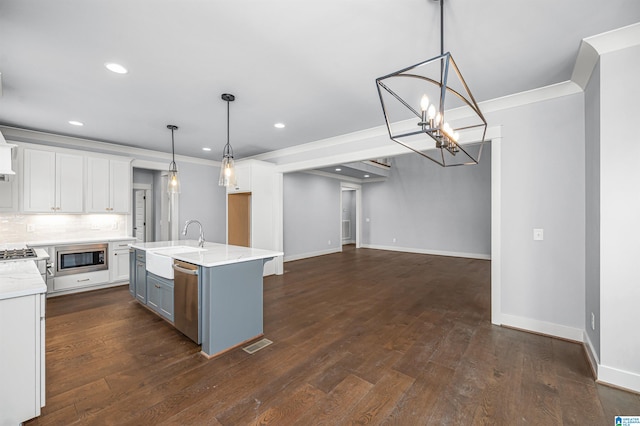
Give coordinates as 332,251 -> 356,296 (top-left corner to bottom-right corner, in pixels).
328,240 -> 331,245
26,224 -> 35,232
365,217 -> 370,223
111,221 -> 118,230
392,238 -> 397,243
591,312 -> 596,330
533,228 -> 544,241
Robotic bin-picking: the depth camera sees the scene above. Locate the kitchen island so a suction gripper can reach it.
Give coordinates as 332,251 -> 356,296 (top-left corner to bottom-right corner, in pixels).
129,240 -> 283,358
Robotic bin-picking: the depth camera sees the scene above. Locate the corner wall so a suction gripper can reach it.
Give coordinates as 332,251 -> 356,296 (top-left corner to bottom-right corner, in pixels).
599,44 -> 640,391
584,60 -> 601,362
283,172 -> 341,261
491,93 -> 586,338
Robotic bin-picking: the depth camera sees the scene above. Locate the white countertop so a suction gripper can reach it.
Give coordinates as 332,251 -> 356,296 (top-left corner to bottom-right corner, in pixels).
130,240 -> 283,268
0,260 -> 47,300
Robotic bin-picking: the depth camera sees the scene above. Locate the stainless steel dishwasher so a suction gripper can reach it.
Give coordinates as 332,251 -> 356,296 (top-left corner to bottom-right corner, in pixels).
172,260 -> 199,343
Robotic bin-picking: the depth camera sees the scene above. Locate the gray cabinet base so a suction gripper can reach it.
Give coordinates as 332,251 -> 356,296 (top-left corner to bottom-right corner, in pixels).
200,259 -> 266,358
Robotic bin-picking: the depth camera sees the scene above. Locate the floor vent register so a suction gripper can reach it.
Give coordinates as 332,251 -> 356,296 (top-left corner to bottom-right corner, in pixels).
242,338 -> 273,354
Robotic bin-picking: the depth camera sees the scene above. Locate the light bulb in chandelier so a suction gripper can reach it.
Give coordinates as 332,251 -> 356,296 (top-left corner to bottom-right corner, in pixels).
427,105 -> 436,121
420,95 -> 430,112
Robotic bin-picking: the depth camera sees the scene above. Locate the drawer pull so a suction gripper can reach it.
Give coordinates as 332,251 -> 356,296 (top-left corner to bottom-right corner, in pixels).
77,278 -> 90,282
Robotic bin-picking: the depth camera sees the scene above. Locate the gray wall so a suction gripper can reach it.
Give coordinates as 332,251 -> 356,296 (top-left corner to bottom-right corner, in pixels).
585,60 -> 601,358
492,93 -> 585,330
178,162 -> 227,244
283,172 -> 341,260
132,168 -> 154,186
362,144 -> 491,257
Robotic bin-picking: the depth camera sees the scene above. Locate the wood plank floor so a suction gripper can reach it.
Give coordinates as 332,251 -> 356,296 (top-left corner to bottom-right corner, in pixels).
27,246 -> 640,425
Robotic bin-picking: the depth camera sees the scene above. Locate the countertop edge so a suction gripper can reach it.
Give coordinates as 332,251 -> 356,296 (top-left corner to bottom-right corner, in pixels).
130,240 -> 283,268
28,236 -> 136,247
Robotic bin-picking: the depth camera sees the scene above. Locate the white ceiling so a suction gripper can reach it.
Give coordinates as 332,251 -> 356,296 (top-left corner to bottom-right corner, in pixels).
1,1 -> 639,160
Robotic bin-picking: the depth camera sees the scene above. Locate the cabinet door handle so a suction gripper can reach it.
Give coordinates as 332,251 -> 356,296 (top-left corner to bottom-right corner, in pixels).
172,264 -> 198,275
155,284 -> 160,288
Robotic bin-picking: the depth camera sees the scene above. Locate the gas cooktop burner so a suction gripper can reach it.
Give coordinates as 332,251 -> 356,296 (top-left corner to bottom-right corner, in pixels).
0,247 -> 37,261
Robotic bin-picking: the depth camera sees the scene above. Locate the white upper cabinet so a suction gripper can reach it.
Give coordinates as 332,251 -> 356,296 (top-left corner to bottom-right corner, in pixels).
56,153 -> 84,212
227,162 -> 252,193
86,157 -> 131,213
110,160 -> 131,213
23,149 -> 83,213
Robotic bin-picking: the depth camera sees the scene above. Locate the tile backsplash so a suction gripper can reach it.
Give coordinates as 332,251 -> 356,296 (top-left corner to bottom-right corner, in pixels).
0,214 -> 129,244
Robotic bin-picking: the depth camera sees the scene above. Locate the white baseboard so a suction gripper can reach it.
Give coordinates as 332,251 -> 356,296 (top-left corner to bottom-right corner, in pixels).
284,247 -> 342,262
598,365 -> 640,394
500,313 -> 584,342
360,244 -> 491,260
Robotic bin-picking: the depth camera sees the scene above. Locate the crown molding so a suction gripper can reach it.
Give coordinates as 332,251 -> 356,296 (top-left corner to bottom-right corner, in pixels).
0,125 -> 221,167
572,22 -> 640,90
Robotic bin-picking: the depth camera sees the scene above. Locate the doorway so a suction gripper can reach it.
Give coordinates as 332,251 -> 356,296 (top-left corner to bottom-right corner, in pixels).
340,182 -> 362,249
132,184 -> 152,243
228,192 -> 251,247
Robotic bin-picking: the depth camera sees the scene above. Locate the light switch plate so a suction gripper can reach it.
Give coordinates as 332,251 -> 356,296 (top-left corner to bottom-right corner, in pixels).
533,228 -> 544,241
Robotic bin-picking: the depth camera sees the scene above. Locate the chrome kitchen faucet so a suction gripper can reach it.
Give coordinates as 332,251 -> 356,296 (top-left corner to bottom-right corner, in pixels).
183,220 -> 205,247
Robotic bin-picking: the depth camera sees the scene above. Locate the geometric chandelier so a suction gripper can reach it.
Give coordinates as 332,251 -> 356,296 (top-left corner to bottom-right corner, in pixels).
376,0 -> 487,167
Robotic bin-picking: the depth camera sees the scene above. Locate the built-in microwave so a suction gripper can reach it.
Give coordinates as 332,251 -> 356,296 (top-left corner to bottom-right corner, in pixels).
55,243 -> 108,276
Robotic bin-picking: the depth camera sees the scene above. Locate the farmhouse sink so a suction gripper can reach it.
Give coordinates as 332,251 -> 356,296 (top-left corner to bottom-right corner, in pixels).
146,246 -> 206,279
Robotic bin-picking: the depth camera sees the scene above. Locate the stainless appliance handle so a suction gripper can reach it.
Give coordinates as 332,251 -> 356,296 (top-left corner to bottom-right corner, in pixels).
172,263 -> 198,275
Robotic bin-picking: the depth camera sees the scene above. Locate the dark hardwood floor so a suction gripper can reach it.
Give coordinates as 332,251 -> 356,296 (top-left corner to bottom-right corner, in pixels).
27,246 -> 640,425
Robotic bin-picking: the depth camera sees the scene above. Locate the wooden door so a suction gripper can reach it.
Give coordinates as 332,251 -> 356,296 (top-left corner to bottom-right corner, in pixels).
228,193 -> 251,247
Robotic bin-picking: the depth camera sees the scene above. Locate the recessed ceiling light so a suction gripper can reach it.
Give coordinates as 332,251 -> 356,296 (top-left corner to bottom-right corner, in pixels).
202,147 -> 212,152
335,168 -> 342,172
274,123 -> 285,129
105,62 -> 128,74
68,120 -> 84,126
364,174 -> 370,178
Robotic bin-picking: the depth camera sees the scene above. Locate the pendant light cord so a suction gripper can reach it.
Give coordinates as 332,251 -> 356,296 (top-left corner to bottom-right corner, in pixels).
440,0 -> 444,56
171,128 -> 176,164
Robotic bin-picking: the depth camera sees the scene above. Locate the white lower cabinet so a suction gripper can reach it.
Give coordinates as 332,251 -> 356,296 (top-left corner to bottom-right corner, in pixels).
53,270 -> 109,291
0,293 -> 45,424
109,240 -> 135,283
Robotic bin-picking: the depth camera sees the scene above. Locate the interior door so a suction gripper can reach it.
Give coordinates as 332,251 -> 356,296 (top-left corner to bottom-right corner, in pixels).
133,189 -> 146,242
228,193 -> 251,247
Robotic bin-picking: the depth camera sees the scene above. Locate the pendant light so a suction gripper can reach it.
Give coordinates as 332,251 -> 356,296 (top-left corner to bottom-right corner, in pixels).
218,93 -> 237,187
167,124 -> 180,193
375,0 -> 487,167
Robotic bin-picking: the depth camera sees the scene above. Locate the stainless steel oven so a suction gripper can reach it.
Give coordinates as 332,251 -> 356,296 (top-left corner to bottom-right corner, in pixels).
55,243 -> 108,276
